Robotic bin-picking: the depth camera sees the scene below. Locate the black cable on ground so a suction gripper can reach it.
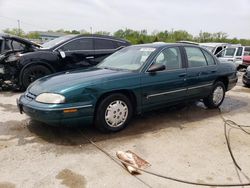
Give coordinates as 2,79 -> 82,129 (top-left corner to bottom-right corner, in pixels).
224,121 -> 242,171
77,131 -> 153,188
79,130 -> 250,187
219,108 -> 250,183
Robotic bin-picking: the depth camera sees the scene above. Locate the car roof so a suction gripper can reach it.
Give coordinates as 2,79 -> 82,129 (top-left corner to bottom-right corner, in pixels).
200,42 -> 229,46
72,34 -> 131,44
177,41 -> 199,45
132,42 -> 200,49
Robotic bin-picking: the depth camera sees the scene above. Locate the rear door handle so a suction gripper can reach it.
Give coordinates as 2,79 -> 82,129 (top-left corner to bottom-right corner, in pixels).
199,71 -> 210,76
197,72 -> 202,76
86,56 -> 94,59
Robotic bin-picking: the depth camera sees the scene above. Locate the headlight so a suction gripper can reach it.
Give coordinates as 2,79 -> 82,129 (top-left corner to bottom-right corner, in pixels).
35,93 -> 65,104
5,54 -> 21,62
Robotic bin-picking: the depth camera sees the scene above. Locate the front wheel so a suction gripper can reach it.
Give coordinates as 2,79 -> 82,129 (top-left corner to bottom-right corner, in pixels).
203,81 -> 225,109
21,65 -> 52,90
94,94 -> 133,133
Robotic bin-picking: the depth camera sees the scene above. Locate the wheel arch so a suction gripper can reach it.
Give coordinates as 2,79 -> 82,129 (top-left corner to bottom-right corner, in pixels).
19,60 -> 56,84
214,76 -> 229,90
94,89 -> 138,116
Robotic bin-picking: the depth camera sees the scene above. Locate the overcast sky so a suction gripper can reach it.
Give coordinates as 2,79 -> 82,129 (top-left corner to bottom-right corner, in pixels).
0,0 -> 249,38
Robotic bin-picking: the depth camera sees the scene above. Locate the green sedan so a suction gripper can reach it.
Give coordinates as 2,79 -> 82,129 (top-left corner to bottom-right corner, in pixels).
17,43 -> 237,132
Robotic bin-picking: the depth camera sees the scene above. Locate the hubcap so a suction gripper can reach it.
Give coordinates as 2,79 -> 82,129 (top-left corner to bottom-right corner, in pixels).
213,86 -> 224,105
105,100 -> 128,127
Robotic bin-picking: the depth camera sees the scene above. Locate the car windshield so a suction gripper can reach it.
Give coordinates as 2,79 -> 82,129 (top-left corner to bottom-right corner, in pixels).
41,35 -> 75,49
97,46 -> 156,71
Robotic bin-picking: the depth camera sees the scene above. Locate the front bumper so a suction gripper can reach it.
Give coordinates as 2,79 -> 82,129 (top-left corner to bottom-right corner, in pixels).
17,94 -> 94,126
0,63 -> 19,90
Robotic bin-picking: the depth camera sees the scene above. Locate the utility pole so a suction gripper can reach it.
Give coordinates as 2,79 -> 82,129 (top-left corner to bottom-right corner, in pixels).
90,27 -> 92,34
17,19 -> 21,36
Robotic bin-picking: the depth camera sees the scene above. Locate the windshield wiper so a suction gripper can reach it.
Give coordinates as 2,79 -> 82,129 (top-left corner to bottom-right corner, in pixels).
100,66 -> 130,71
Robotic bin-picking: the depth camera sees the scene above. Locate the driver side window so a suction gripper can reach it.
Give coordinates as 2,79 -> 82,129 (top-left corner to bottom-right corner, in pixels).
154,47 -> 182,70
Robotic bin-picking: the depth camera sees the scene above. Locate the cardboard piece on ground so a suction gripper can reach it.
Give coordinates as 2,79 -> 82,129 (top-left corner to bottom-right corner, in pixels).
116,150 -> 150,175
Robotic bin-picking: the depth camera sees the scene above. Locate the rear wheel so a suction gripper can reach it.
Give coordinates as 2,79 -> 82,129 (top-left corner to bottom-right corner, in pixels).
94,94 -> 133,132
243,83 -> 250,87
21,65 -> 52,90
203,81 -> 225,109
243,73 -> 250,87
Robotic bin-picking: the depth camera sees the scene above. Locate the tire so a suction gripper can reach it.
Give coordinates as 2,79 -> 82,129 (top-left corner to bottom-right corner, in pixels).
21,65 -> 52,90
94,94 -> 133,133
203,81 -> 225,109
244,83 -> 250,87
243,73 -> 250,87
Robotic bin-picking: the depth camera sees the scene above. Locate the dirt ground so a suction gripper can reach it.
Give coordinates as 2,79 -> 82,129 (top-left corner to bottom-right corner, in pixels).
0,75 -> 250,188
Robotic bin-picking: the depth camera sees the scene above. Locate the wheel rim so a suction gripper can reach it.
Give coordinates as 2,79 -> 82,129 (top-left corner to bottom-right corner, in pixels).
105,100 -> 128,127
213,86 -> 224,105
23,67 -> 50,87
28,69 -> 46,82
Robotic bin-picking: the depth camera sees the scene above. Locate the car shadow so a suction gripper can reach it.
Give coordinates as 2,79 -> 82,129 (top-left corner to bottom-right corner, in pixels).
25,95 -> 248,147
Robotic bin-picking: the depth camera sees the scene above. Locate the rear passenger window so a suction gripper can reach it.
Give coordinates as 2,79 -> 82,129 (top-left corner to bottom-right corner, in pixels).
95,39 -> 115,50
113,41 -> 126,49
202,50 -> 216,65
185,47 -> 207,68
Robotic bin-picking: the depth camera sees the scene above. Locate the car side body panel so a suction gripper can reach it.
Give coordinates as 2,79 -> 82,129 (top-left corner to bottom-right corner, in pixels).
17,43 -> 238,127
0,34 -> 130,90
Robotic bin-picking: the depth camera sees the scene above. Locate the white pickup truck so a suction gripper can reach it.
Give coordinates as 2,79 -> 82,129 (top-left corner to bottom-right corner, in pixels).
178,41 -> 248,69
216,46 -> 246,70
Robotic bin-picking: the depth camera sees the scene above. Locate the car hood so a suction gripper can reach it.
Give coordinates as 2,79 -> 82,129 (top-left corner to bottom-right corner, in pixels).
28,67 -> 136,94
3,35 -> 41,48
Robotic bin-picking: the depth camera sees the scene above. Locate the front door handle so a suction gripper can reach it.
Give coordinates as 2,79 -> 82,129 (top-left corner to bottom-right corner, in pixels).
211,70 -> 217,73
86,56 -> 94,59
178,73 -> 186,77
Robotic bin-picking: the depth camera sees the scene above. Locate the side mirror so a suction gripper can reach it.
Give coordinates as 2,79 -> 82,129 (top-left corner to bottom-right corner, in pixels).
148,63 -> 166,73
58,50 -> 66,59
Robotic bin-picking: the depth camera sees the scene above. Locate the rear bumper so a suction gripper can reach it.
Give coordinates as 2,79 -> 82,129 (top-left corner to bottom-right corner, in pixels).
243,74 -> 250,85
17,94 -> 94,126
227,76 -> 238,91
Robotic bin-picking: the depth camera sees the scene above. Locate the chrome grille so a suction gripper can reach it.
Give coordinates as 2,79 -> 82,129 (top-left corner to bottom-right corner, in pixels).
25,92 -> 37,100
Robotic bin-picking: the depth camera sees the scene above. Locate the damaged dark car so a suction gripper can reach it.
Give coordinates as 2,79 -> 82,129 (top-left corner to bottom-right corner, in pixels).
0,34 -> 41,90
0,34 -> 130,90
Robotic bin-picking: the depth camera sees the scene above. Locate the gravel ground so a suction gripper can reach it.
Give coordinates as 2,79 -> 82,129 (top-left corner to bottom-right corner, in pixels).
0,75 -> 250,188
